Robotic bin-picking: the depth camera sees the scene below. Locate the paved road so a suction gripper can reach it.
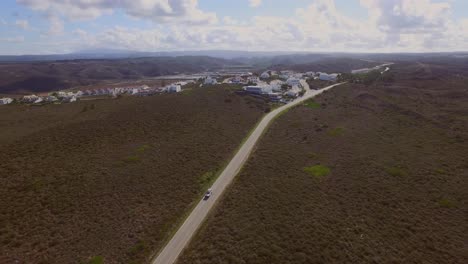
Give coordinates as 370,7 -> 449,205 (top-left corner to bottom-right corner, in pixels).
152,81 -> 346,264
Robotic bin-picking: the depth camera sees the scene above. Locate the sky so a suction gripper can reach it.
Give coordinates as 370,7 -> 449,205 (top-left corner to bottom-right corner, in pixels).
0,0 -> 467,55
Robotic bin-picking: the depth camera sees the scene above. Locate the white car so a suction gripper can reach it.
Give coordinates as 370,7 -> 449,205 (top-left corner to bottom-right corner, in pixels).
204,189 -> 212,200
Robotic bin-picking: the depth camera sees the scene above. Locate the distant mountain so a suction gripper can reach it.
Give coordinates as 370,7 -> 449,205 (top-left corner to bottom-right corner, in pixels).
0,50 -> 309,62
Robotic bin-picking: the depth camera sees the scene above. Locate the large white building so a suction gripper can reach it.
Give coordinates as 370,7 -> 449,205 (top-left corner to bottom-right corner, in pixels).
0,98 -> 13,105
260,72 -> 270,79
247,76 -> 260,84
287,77 -> 301,87
204,76 -> 218,85
319,73 -> 339,81
244,85 -> 272,94
167,84 -> 182,93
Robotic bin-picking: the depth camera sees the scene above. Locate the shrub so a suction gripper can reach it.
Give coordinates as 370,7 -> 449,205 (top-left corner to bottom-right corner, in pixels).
304,100 -> 321,109
385,166 -> 407,177
303,165 -> 331,179
328,127 -> 344,136
89,256 -> 104,264
438,198 -> 456,208
124,155 -> 140,163
137,144 -> 150,152
199,171 -> 216,187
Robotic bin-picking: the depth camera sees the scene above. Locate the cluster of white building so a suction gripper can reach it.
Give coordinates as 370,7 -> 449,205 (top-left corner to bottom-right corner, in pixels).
0,97 -> 14,105
0,81 -> 192,106
240,70 -> 340,103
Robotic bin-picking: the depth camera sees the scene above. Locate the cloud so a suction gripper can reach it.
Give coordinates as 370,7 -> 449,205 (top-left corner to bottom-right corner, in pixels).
15,19 -> 29,30
17,0 -> 217,24
46,16 -> 64,36
0,36 -> 25,43
249,0 -> 262,8
9,0 -> 468,54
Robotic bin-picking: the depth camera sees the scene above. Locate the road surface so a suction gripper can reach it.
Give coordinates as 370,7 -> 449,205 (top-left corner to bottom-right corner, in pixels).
152,81 -> 346,264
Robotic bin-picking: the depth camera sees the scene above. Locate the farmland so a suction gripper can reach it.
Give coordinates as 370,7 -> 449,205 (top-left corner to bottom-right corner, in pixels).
0,85 -> 268,263
177,63 -> 468,264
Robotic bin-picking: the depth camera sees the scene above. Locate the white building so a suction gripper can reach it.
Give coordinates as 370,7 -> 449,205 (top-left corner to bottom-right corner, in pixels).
168,84 -> 182,93
231,75 -> 244,84
0,98 -> 13,105
44,96 -> 58,102
204,76 -> 218,85
270,80 -> 285,92
260,72 -> 270,79
244,85 -> 272,94
33,97 -> 44,104
286,86 -> 302,97
247,76 -> 260,84
22,95 -> 39,103
319,73 -> 339,81
287,77 -> 301,87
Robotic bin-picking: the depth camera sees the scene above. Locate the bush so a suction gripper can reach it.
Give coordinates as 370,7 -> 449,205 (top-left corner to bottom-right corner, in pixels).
438,198 -> 456,208
303,165 -> 331,179
328,127 -> 344,136
385,166 -> 407,177
89,256 -> 104,264
304,100 -> 321,109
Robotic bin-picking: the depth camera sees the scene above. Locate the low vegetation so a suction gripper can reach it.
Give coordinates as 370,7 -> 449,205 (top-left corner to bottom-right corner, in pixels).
303,100 -> 321,109
303,165 -> 330,179
0,85 -> 268,263
178,62 -> 467,264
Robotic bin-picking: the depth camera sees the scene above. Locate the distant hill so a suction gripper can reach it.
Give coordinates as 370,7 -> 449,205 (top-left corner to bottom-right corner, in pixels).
0,56 -> 233,94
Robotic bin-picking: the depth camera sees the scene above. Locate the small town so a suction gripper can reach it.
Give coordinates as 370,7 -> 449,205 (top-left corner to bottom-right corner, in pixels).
0,70 -> 340,106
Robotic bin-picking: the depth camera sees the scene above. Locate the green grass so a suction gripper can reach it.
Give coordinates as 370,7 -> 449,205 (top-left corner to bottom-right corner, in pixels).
198,171 -> 216,188
137,144 -> 150,152
438,198 -> 456,208
303,100 -> 321,109
303,165 -> 331,179
89,256 -> 104,264
328,127 -> 344,136
124,155 -> 140,163
385,166 -> 407,177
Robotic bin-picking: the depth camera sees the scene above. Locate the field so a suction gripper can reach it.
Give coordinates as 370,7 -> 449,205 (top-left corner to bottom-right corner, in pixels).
0,85 -> 268,263
178,63 -> 468,263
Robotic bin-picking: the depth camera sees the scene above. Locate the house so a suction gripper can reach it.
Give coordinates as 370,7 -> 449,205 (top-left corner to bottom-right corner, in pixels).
168,84 -> 182,93
319,73 -> 339,81
260,72 -> 270,79
287,77 -> 301,87
268,93 -> 282,102
22,95 -> 39,103
44,96 -> 58,102
62,96 -> 77,103
244,85 -> 272,94
204,76 -> 218,85
286,86 -> 302,97
33,97 -> 44,104
0,98 -> 13,105
270,80 -> 285,92
131,88 -> 140,95
247,76 -> 260,84
231,75 -> 244,84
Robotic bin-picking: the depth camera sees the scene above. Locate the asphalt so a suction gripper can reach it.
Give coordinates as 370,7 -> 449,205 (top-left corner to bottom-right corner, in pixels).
152,81 -> 346,264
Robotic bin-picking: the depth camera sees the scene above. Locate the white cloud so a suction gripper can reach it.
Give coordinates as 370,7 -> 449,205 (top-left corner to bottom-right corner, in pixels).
0,36 -> 25,43
249,0 -> 262,8
17,0 -> 217,24
10,0 -> 468,53
47,16 -> 64,36
15,19 -> 29,30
